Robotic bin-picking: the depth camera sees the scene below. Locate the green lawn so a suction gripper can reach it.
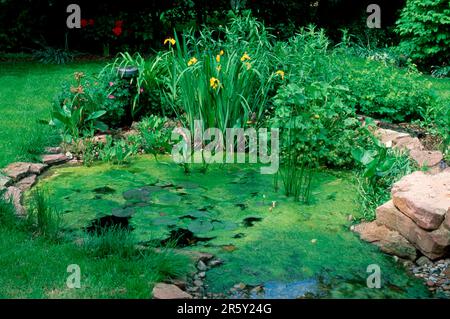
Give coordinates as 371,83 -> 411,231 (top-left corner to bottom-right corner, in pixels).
0,61 -> 192,298
0,61 -> 104,168
0,227 -> 190,298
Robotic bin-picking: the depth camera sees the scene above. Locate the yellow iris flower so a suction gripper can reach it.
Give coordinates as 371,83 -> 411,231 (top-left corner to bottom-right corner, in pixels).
164,38 -> 176,46
210,77 -> 220,90
241,52 -> 251,62
188,57 -> 198,66
275,70 -> 285,80
216,55 -> 221,63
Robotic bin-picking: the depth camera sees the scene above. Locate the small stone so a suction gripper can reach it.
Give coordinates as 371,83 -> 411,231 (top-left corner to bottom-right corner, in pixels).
29,163 -> 47,175
0,174 -> 12,189
311,239 -> 317,244
42,154 -> 68,165
250,286 -> 264,294
234,282 -> 246,290
198,272 -> 206,278
193,280 -> 203,287
16,174 -> 37,192
152,283 -> 192,299
169,279 -> 187,290
416,256 -> 432,267
92,134 -> 108,144
3,186 -> 25,216
197,260 -> 207,271
426,280 -> 435,287
208,259 -> 223,267
2,162 -> 31,181
44,147 -> 62,154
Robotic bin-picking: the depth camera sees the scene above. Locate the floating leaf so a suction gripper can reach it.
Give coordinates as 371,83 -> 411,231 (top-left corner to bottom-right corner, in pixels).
188,219 -> 214,234
111,207 -> 135,218
152,216 -> 178,226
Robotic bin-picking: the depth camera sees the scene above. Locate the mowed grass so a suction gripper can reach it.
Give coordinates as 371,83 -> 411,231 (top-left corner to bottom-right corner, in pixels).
0,61 -> 192,298
0,61 -> 104,168
0,227 -> 191,298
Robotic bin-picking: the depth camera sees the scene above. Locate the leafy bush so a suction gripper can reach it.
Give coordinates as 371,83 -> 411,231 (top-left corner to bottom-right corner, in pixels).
340,58 -> 437,122
51,72 -> 108,143
135,115 -> 173,159
32,46 -> 75,65
395,0 -> 450,66
352,125 -> 415,220
98,136 -> 138,165
101,52 -> 165,121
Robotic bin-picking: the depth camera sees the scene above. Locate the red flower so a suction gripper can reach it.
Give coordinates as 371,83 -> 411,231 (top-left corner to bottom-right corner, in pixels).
115,20 -> 123,28
80,19 -> 88,28
88,19 -> 94,26
112,26 -> 122,37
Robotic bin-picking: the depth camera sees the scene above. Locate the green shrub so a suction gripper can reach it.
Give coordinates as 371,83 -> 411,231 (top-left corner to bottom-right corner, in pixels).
98,136 -> 138,165
395,0 -> 450,66
136,115 -> 173,159
51,72 -> 108,143
32,46 -> 75,65
352,126 -> 415,220
340,58 -> 437,122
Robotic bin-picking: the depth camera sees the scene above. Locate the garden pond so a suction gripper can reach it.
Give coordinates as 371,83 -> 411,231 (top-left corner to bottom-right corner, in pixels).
30,155 -> 431,298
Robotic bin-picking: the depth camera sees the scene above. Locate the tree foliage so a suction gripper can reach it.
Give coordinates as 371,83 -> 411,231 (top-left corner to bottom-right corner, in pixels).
396,0 -> 450,65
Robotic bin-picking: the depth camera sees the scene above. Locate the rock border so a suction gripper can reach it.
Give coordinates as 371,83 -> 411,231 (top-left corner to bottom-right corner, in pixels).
354,124 -> 449,297
0,148 -> 82,216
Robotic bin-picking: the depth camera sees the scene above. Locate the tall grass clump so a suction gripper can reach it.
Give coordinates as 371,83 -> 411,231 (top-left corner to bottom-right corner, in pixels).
27,189 -> 62,240
159,12 -> 276,134
0,193 -> 18,229
84,226 -> 136,259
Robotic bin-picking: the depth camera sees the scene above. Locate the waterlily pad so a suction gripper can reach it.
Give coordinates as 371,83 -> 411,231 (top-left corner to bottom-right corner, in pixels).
112,207 -> 135,218
93,186 -> 116,194
212,220 -> 239,231
176,181 -> 200,189
181,210 -> 210,219
154,180 -> 173,188
152,216 -> 178,226
188,219 -> 214,234
123,188 -> 151,202
153,192 -> 181,206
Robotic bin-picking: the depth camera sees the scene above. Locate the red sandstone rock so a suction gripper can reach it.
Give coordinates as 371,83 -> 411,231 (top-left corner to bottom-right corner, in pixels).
409,150 -> 443,168
42,154 -> 68,165
391,171 -> 450,230
376,200 -> 450,260
354,221 -> 417,260
152,283 -> 192,299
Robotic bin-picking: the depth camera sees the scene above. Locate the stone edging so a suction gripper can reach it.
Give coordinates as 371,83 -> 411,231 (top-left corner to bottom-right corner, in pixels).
0,147 -> 81,216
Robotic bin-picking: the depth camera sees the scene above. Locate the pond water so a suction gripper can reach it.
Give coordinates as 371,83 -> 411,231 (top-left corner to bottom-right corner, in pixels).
32,155 -> 430,298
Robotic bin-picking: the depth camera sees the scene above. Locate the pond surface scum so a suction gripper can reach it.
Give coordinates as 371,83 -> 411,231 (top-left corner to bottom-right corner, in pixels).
31,155 -> 431,298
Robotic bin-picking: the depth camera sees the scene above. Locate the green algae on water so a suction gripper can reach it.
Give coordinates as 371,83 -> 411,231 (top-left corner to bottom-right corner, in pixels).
32,155 -> 431,298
